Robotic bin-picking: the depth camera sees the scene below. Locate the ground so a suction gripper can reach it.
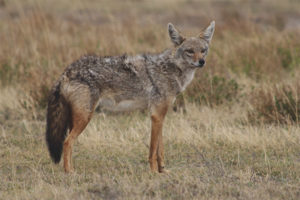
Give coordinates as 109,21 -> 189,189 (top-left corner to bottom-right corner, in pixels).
0,0 -> 300,199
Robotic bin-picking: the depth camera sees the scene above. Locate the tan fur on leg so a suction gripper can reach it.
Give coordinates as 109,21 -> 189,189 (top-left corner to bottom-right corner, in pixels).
149,102 -> 168,172
63,109 -> 92,173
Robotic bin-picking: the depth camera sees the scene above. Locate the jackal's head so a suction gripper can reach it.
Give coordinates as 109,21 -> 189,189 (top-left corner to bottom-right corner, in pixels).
168,21 -> 215,68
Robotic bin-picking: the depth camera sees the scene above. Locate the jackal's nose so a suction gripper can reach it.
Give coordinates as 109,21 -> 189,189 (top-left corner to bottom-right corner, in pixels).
199,59 -> 205,67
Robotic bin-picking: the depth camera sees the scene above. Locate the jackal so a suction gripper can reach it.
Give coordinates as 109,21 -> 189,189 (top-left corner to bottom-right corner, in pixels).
46,21 -> 215,173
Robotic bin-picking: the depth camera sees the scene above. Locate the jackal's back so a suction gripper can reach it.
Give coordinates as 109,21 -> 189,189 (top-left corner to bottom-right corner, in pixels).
60,52 -> 184,112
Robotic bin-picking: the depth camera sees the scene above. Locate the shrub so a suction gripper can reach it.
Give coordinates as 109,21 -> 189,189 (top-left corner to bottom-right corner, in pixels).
248,83 -> 300,124
186,74 -> 240,107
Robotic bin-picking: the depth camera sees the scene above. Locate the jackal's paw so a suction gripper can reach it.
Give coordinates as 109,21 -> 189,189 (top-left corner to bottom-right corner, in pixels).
158,166 -> 170,174
64,166 -> 74,174
64,170 -> 74,174
150,166 -> 159,173
149,160 -> 158,172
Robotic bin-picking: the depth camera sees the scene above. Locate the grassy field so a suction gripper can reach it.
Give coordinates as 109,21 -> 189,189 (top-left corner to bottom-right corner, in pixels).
0,0 -> 300,199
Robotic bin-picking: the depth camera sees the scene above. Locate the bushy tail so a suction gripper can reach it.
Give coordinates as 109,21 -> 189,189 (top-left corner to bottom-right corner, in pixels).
46,82 -> 71,163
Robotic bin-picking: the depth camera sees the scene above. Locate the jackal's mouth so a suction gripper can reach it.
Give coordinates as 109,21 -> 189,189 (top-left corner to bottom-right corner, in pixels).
198,63 -> 205,68
192,62 -> 205,68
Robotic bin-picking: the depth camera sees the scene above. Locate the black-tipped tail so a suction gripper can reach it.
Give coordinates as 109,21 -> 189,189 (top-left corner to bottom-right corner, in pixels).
46,83 -> 71,163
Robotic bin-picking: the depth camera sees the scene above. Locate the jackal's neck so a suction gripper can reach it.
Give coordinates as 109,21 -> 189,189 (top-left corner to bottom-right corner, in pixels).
146,48 -> 181,66
156,48 -> 189,72
157,48 -> 173,60
156,48 -> 197,93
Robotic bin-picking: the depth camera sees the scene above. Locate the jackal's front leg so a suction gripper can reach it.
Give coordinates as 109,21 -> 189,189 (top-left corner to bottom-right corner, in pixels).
149,103 -> 168,173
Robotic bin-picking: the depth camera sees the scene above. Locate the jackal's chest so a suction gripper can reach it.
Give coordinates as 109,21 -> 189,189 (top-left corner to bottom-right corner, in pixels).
180,69 -> 196,92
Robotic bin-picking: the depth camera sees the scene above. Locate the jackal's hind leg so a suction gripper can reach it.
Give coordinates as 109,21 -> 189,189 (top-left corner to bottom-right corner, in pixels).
63,108 -> 92,173
149,102 -> 168,173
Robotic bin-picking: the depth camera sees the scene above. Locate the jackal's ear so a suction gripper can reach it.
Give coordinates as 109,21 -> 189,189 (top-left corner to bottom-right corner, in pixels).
200,21 -> 215,43
168,23 -> 185,46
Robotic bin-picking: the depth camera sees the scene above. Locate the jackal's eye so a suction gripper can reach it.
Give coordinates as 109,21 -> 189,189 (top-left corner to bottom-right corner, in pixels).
201,48 -> 207,53
185,49 -> 194,57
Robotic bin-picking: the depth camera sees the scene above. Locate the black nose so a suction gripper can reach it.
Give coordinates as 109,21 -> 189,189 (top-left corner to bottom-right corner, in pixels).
199,59 -> 205,67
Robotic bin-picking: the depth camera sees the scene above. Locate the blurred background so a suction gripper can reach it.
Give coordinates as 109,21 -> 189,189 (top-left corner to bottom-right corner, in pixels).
1,0 -> 300,123
0,0 -> 300,124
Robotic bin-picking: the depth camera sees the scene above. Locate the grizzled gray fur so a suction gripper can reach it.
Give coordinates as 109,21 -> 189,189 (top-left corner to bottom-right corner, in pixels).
46,22 -> 215,173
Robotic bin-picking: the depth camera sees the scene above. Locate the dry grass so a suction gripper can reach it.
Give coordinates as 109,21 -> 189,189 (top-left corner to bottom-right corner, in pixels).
1,104 -> 300,199
248,82 -> 300,124
1,0 -> 300,199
